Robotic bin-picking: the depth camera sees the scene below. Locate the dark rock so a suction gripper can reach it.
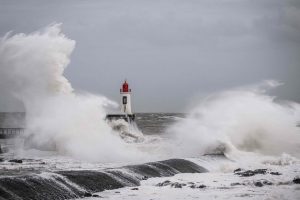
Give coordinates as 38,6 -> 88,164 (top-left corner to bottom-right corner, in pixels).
8,159 -> 23,164
115,191 -> 120,193
253,169 -> 267,175
131,188 -> 139,190
236,170 -> 255,177
92,194 -> 101,197
84,192 -> 92,197
254,181 -> 263,187
0,158 -> 4,162
235,169 -> 267,177
198,184 -> 206,188
293,177 -> 300,184
270,172 -> 281,176
234,168 -> 242,173
262,180 -> 273,185
156,180 -> 171,187
171,182 -> 182,188
190,184 -> 196,188
142,176 -> 148,180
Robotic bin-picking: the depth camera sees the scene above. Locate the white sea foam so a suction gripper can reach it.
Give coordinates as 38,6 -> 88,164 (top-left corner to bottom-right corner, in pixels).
262,153 -> 299,166
168,81 -> 300,159
108,119 -> 144,143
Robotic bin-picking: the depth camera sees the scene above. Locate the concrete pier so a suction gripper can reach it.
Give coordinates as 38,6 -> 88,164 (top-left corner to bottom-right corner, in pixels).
106,114 -> 135,122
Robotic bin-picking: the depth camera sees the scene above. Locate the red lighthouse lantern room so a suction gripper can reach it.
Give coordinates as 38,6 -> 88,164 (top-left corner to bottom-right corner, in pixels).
121,80 -> 131,93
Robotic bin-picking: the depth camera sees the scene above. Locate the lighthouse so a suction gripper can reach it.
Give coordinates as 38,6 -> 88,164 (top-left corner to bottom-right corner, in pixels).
106,80 -> 135,122
120,80 -> 133,114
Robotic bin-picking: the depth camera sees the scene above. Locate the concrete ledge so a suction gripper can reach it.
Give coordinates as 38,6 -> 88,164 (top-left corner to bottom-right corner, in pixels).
106,114 -> 135,122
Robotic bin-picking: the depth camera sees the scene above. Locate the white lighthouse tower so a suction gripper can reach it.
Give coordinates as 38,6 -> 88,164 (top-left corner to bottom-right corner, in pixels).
106,80 -> 135,122
120,80 -> 133,114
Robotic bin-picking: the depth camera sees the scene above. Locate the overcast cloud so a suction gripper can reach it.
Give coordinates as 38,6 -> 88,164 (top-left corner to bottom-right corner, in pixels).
0,0 -> 299,112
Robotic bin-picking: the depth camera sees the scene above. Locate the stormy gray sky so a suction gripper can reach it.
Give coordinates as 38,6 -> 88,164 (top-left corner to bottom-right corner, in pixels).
0,0 -> 299,112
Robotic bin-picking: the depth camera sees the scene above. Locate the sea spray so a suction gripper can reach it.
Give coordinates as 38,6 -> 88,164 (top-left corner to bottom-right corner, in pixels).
1,24 -> 300,164
0,24 -> 146,162
108,119 -> 144,143
168,81 -> 300,158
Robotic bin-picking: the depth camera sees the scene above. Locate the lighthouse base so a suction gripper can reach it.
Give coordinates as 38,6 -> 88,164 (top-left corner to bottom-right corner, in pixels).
106,114 -> 135,122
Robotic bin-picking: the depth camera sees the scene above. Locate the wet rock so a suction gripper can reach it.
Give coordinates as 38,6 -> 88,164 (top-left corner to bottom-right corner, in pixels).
234,168 -> 242,173
84,192 -> 92,197
262,180 -> 273,185
156,180 -> 171,187
293,177 -> 300,184
254,169 -> 267,175
190,184 -> 196,188
270,172 -> 281,176
8,159 -> 22,164
235,169 -> 267,177
131,187 -> 139,190
236,170 -> 255,177
254,181 -> 263,187
171,182 -> 182,188
198,184 -> 206,188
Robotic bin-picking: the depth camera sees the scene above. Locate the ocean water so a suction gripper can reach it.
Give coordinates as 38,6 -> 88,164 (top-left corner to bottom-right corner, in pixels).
0,113 -> 299,200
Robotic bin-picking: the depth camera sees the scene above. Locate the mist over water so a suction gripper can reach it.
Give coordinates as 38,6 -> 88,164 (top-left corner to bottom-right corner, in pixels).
169,81 -> 300,158
1,24 -> 299,164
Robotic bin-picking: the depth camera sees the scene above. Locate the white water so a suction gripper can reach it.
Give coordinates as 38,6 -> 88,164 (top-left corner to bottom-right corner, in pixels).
1,24 -> 300,167
0,24 -> 147,162
168,81 -> 300,160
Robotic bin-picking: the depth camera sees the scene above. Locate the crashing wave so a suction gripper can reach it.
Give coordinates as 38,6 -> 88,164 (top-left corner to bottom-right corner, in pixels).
107,119 -> 144,143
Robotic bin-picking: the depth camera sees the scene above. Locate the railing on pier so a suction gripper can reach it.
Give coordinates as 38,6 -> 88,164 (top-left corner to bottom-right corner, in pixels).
0,128 -> 25,138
